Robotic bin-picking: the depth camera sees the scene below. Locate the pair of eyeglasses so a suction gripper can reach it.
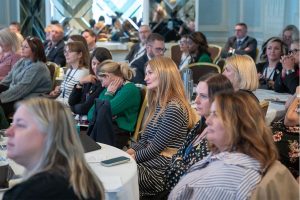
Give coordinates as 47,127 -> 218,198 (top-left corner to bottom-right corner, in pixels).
288,49 -> 300,54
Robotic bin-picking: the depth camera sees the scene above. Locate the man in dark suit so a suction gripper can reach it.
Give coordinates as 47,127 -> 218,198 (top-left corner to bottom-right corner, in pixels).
125,25 -> 151,64
130,33 -> 165,85
44,23 -> 66,67
221,23 -> 257,60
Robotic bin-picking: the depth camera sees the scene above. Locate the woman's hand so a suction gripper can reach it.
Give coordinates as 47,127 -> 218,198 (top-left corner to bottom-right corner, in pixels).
126,148 -> 136,156
80,75 -> 97,85
281,55 -> 295,70
49,86 -> 60,97
107,77 -> 124,94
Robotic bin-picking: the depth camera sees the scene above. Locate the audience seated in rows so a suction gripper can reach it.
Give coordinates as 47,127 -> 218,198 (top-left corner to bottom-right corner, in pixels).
49,41 -> 89,106
272,86 -> 300,182
3,98 -> 104,200
281,24 -> 299,49
0,36 -> 52,117
44,23 -> 66,67
169,91 -> 279,199
87,60 -> 141,149
0,28 -> 21,81
187,32 -> 212,64
257,37 -> 287,90
221,22 -> 257,61
165,74 -> 234,194
126,25 -> 151,64
274,39 -> 299,94
69,47 -> 112,117
222,54 -> 259,101
130,33 -> 165,85
126,57 -> 198,198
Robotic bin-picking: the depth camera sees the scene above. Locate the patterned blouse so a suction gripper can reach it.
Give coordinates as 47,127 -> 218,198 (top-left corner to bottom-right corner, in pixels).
165,117 -> 209,191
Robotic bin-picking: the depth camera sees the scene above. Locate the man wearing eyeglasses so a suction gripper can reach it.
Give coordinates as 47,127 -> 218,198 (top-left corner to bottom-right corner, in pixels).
126,25 -> 151,64
221,23 -> 257,61
130,33 -> 165,85
274,39 -> 299,94
44,23 -> 66,67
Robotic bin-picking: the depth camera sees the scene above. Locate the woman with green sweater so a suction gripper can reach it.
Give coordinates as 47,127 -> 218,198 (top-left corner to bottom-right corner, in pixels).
187,32 -> 212,64
87,60 -> 141,149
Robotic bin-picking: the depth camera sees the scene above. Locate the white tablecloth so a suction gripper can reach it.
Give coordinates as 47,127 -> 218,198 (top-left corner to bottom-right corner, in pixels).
85,143 -> 139,200
253,89 -> 292,125
0,141 -> 139,200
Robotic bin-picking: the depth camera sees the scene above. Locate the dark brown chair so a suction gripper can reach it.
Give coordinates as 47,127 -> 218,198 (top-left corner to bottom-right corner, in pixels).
208,44 -> 222,63
171,44 -> 181,66
46,61 -> 60,89
187,62 -> 221,84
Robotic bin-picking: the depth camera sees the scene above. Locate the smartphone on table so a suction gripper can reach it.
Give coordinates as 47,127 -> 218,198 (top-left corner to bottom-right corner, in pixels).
100,156 -> 130,167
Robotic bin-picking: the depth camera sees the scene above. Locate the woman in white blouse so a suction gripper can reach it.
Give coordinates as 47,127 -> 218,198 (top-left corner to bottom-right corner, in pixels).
169,91 -> 278,200
49,41 -> 89,105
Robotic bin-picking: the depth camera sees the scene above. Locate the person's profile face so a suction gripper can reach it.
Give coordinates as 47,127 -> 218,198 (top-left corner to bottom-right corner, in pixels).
234,25 -> 246,39
139,27 -> 151,43
6,105 -> 46,169
21,40 -> 33,59
205,102 -> 227,151
144,65 -> 159,90
194,81 -> 210,117
148,40 -> 165,58
91,57 -> 100,75
50,26 -> 63,42
222,65 -> 236,87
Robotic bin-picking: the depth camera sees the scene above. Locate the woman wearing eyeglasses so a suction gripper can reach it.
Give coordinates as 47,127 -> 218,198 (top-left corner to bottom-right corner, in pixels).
0,36 -> 52,117
87,60 -> 141,149
49,41 -> 89,105
274,39 -> 299,94
256,37 -> 286,90
178,35 -> 191,70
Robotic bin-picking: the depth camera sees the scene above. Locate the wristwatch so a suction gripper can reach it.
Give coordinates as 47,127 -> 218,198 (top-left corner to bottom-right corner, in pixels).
285,69 -> 295,75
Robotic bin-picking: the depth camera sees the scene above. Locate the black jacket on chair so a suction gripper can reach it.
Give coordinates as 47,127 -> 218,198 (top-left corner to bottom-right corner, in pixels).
87,100 -> 115,147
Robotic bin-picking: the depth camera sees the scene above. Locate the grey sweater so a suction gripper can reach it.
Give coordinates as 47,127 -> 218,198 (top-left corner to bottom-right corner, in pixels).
0,58 -> 52,103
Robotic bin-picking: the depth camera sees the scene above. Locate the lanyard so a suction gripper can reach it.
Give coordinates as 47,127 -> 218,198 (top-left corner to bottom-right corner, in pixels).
62,68 -> 78,98
263,66 -> 275,81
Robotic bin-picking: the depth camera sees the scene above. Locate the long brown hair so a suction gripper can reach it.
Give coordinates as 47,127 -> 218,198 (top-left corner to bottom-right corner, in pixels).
145,57 -> 198,129
211,91 -> 278,170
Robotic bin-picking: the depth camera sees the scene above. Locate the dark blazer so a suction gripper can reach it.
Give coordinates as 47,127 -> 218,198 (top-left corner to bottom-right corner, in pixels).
274,65 -> 299,94
256,62 -> 282,81
126,43 -> 141,63
68,81 -> 104,115
221,35 -> 257,60
45,40 -> 66,67
130,53 -> 148,85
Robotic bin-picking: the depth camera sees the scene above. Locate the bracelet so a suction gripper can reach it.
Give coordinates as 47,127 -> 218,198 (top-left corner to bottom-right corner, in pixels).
105,91 -> 114,96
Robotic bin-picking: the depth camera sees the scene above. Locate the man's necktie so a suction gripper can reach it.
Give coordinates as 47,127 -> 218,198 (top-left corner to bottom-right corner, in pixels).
237,40 -> 242,50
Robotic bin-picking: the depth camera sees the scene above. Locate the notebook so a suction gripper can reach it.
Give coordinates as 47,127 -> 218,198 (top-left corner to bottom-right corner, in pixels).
79,133 -> 101,153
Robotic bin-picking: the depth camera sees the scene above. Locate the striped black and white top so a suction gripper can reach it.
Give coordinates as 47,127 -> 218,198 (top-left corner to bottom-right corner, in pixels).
132,99 -> 189,196
168,152 -> 262,200
57,67 -> 89,106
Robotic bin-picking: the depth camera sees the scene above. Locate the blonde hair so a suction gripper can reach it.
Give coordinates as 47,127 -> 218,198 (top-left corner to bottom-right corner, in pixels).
65,41 -> 90,69
145,57 -> 198,129
211,91 -> 278,170
16,98 -> 104,199
0,28 -> 20,52
97,59 -> 135,80
225,54 -> 258,91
